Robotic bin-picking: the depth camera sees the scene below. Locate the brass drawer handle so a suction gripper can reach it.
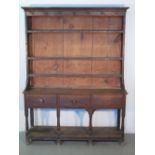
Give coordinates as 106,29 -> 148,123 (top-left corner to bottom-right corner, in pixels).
39,98 -> 44,103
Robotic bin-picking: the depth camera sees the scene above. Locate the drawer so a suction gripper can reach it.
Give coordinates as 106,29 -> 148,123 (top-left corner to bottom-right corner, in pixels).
60,95 -> 90,108
92,95 -> 124,108
25,95 -> 56,108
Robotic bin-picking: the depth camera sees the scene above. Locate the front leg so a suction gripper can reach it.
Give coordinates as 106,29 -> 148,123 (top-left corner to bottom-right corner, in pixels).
30,108 -> 34,127
25,106 -> 29,131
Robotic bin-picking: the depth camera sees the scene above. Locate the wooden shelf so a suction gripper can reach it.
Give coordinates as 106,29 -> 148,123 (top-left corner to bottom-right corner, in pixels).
28,56 -> 123,61
27,126 -> 123,141
29,73 -> 122,78
24,88 -> 127,95
27,29 -> 123,33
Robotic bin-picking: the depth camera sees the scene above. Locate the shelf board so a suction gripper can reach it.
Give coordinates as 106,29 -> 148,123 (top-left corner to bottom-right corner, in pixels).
28,56 -> 123,61
27,126 -> 123,141
27,29 -> 123,33
24,88 -> 127,95
29,73 -> 122,78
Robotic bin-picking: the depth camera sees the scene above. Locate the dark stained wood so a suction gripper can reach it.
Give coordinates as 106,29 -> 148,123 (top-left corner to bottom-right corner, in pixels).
27,126 -> 123,142
25,107 -> 29,131
23,7 -> 128,17
121,15 -> 126,90
88,109 -> 94,133
23,7 -> 128,143
92,94 -> 124,108
60,95 -> 90,108
117,109 -> 121,130
24,88 -> 127,95
30,108 -> 34,127
25,95 -> 56,108
56,95 -> 60,131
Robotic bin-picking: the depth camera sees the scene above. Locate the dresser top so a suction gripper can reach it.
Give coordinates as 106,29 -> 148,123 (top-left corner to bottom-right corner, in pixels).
22,6 -> 129,10
22,6 -> 128,16
24,88 -> 127,96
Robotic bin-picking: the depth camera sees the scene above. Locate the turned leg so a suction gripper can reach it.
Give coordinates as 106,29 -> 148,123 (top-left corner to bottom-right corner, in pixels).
57,108 -> 60,131
88,110 -> 94,145
88,110 -> 94,133
121,107 -> 125,131
25,107 -> 29,131
57,96 -> 60,131
25,107 -> 32,144
30,108 -> 34,127
117,109 -> 121,130
121,106 -> 125,141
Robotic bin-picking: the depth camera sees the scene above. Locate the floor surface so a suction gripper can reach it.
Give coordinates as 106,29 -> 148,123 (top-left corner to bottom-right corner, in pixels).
19,132 -> 135,155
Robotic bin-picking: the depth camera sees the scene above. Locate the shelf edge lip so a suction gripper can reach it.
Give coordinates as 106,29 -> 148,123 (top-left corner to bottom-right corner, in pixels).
21,6 -> 129,10
23,88 -> 127,95
27,57 -> 123,60
27,30 -> 124,33
28,73 -> 123,78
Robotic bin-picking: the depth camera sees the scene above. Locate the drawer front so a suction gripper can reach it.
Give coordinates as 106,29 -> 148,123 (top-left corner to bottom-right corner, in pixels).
25,95 -> 56,107
92,95 -> 124,108
60,95 -> 90,108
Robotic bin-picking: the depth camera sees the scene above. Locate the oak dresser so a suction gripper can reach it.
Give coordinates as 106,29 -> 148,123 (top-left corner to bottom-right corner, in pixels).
23,7 -> 128,144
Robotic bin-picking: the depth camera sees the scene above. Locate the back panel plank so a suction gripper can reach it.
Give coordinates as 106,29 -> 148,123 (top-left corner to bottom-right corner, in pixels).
31,77 -> 92,89
64,60 -> 91,73
30,77 -> 121,89
64,32 -> 92,57
29,16 -> 123,30
31,60 -> 121,74
31,77 -> 64,88
93,16 -> 123,30
92,60 -> 121,74
63,16 -> 92,29
30,33 -> 63,57
31,16 -> 63,29
92,77 -> 121,89
63,77 -> 92,88
31,60 -> 63,73
93,33 -> 122,57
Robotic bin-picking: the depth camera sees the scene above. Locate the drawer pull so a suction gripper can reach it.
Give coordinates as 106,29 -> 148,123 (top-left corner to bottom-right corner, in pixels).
39,98 -> 44,103
71,100 -> 78,104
